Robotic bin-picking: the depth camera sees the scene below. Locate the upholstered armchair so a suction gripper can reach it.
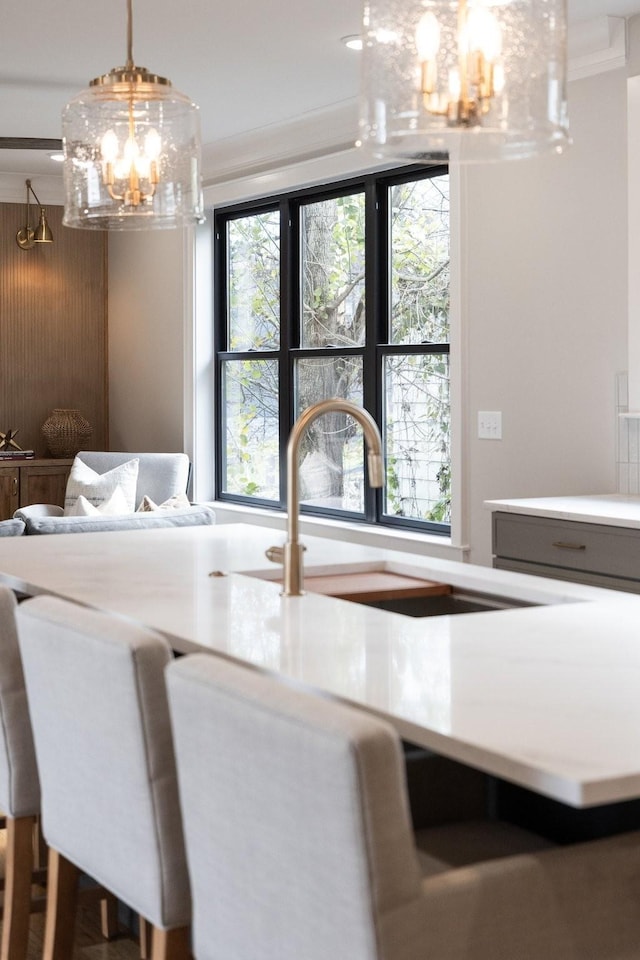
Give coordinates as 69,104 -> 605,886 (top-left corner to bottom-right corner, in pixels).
12,451 -> 215,534
15,451 -> 190,520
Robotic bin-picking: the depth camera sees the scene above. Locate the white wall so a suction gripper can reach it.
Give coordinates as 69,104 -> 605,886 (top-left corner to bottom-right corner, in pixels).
107,56 -> 630,565
628,18 -> 640,413
463,67 -> 628,564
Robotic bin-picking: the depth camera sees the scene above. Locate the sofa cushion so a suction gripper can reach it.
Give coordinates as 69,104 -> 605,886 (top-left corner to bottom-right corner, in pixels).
13,505 -> 64,522
77,452 -> 189,510
64,457 -> 139,514
66,487 -> 131,517
137,492 -> 191,513
25,505 -> 215,536
0,518 -> 25,537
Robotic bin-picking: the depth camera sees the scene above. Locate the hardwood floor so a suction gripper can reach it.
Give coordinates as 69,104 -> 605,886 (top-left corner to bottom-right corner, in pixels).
0,827 -> 142,960
25,910 -> 141,960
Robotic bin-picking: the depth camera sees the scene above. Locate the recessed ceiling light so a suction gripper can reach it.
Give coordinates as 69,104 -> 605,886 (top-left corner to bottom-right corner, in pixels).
341,34 -> 362,50
49,153 -> 64,162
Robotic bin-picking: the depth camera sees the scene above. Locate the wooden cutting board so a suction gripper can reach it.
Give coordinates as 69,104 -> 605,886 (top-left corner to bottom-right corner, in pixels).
303,570 -> 452,602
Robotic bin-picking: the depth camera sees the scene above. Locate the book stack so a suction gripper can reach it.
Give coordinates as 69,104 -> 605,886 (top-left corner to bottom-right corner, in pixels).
0,449 -> 35,460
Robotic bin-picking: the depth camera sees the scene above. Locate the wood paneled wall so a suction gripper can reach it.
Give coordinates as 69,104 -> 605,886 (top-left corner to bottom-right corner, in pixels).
0,202 -> 107,456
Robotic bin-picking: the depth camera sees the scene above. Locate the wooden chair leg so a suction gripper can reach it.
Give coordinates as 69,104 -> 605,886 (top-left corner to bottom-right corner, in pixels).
150,924 -> 191,960
100,892 -> 119,939
139,916 -> 151,959
1,815 -> 36,960
42,849 -> 79,960
31,817 -> 47,878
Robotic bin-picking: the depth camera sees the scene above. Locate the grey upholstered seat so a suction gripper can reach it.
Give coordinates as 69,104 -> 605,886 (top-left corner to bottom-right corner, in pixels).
166,653 -> 432,960
167,653 -> 640,960
17,596 -> 191,960
22,504 -> 214,535
0,586 -> 42,960
0,587 -> 117,960
0,519 -> 25,536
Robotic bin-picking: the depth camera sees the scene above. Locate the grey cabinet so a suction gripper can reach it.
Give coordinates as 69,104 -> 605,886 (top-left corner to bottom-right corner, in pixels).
492,511 -> 640,593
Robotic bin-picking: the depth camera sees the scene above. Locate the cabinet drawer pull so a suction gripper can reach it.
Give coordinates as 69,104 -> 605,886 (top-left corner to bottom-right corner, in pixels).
12,477 -> 17,497
552,540 -> 586,551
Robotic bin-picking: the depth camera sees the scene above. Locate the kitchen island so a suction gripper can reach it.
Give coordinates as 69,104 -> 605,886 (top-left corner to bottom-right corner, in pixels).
0,521 -> 638,810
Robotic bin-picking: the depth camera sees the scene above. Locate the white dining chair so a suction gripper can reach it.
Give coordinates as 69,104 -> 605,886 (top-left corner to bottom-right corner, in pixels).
167,652 -> 640,960
17,595 -> 191,960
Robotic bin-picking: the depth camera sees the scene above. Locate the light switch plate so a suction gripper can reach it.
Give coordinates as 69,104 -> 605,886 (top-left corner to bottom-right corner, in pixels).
478,411 -> 502,440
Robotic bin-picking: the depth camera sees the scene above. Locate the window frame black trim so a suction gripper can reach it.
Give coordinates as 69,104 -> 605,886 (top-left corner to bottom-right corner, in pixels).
213,163 -> 451,535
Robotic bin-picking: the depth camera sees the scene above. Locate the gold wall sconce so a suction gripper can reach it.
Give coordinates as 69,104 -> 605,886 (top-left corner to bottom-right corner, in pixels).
16,179 -> 53,250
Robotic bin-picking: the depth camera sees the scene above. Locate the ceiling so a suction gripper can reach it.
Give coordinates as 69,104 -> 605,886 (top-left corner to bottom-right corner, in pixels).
1,0 -> 639,182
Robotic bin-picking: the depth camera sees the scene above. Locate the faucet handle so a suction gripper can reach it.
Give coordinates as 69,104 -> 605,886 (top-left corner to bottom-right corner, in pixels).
265,545 -> 284,564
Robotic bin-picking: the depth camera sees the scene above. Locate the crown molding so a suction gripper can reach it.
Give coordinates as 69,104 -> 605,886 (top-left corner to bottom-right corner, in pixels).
568,16 -> 627,81
201,100 -> 361,189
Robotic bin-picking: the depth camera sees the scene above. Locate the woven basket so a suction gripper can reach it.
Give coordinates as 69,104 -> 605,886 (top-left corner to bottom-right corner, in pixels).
41,409 -> 92,459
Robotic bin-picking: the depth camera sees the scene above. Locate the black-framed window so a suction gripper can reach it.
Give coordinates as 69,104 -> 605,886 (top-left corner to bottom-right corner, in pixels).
214,165 -> 451,534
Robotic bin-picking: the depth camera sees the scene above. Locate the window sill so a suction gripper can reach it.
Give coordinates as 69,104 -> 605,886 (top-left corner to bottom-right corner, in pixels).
205,500 -> 469,563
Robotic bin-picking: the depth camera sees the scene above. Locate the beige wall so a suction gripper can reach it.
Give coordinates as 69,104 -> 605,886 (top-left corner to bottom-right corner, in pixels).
107,229 -> 188,454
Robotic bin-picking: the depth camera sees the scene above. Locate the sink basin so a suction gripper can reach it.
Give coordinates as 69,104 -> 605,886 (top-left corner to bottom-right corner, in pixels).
348,590 -> 533,618
250,565 -> 538,617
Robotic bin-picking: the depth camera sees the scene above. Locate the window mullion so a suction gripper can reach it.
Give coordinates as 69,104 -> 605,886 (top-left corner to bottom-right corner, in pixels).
279,200 -> 296,510
363,180 -> 386,522
213,220 -> 227,499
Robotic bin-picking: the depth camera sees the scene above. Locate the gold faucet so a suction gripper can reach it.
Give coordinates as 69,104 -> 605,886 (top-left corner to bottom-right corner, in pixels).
266,399 -> 384,596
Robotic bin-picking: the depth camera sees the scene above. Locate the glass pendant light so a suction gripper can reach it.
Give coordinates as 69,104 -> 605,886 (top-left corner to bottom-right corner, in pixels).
62,0 -> 203,229
359,0 -> 569,163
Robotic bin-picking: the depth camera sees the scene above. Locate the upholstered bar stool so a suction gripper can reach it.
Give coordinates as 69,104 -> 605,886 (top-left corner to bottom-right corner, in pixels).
17,596 -> 191,960
167,654 -> 640,960
0,586 -> 43,960
0,586 -> 118,960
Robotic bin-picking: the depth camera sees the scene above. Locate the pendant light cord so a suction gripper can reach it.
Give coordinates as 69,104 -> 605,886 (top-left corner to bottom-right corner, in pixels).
126,0 -> 134,70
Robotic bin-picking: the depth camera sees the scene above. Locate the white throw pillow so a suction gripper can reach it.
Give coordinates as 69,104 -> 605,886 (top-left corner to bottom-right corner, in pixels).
64,457 -> 139,515
67,486 -> 131,517
136,492 -> 191,513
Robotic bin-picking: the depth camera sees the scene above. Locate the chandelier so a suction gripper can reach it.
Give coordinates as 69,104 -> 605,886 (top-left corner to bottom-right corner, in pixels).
62,0 -> 203,229
359,0 -> 569,163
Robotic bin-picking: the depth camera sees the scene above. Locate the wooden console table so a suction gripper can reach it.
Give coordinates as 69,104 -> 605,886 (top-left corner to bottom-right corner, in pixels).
0,459 -> 73,521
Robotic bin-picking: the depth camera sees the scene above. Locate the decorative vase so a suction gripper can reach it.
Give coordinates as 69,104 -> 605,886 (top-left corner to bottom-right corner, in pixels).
41,409 -> 92,459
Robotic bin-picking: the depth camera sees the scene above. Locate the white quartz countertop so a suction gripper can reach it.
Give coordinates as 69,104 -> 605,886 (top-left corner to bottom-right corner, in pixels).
0,522 -> 639,809
486,494 -> 640,528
